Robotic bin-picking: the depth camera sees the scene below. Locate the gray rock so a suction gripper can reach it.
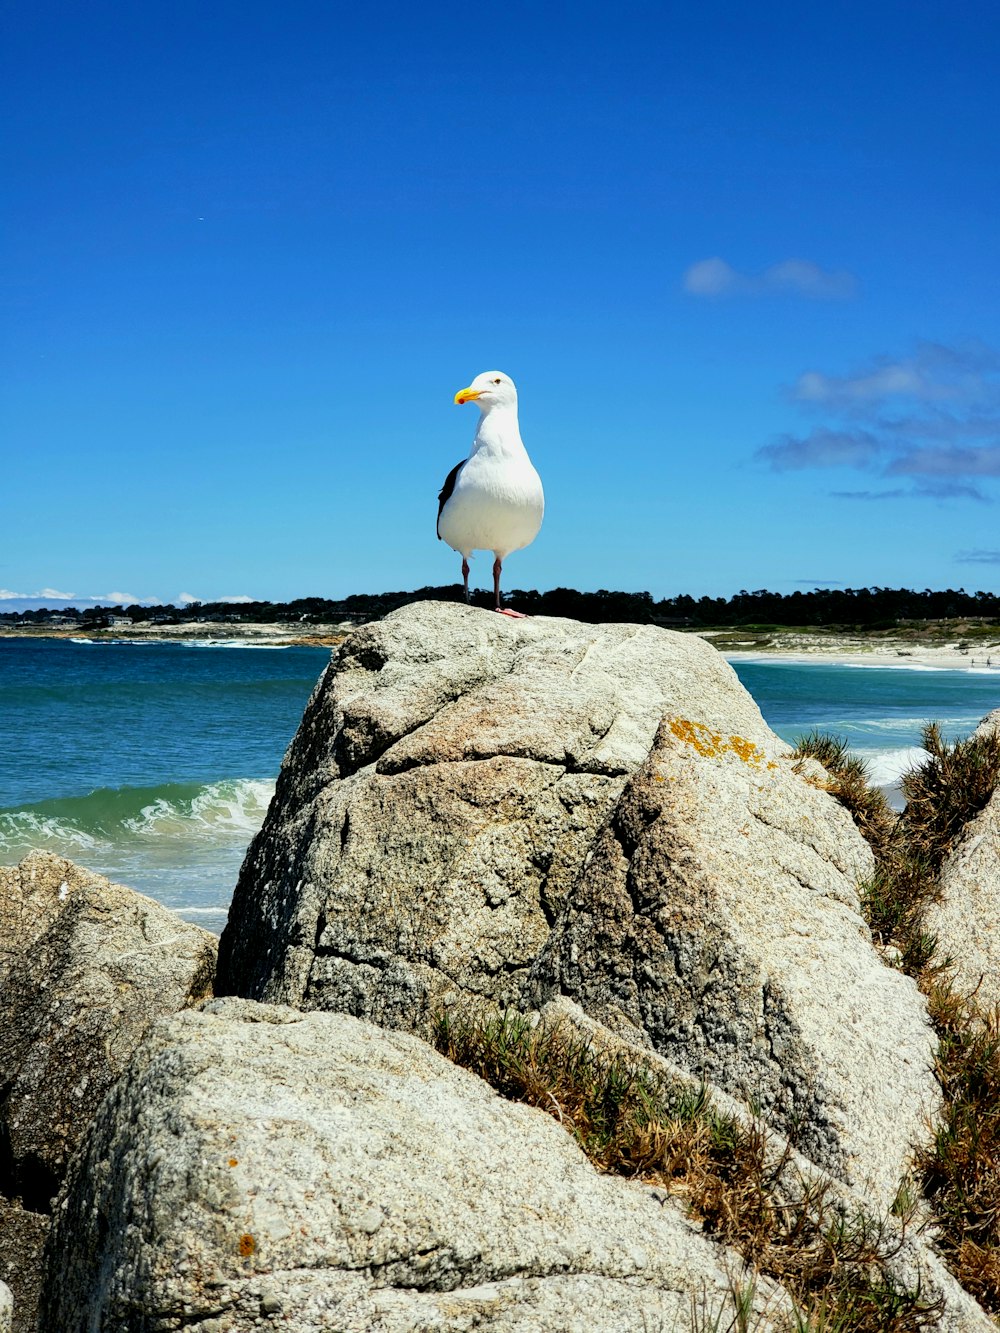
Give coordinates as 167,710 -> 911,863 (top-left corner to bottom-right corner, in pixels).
0,1202 -> 46,1333
217,604 -> 938,1207
530,713 -> 939,1208
42,999 -> 791,1332
0,851 -> 217,1205
923,708 -> 1000,1011
217,602 -> 773,1027
0,1280 -> 12,1333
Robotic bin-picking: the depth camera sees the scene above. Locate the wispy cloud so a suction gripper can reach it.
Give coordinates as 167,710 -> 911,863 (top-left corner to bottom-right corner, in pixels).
830,488 -> 910,501
757,340 -> 1000,503
757,428 -> 883,471
684,257 -> 857,300
0,586 -> 76,600
90,591 -> 141,605
176,592 -> 257,605
886,446 -> 1000,477
956,549 -> 1000,564
790,341 -> 1000,412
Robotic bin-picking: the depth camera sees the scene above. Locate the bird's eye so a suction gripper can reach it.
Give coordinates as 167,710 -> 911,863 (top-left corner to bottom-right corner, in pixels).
493,377 -> 502,384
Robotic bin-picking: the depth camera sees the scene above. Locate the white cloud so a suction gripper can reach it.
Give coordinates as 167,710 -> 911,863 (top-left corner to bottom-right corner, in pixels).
90,591 -> 141,605
0,586 -> 76,600
683,257 -> 857,300
175,592 -> 256,605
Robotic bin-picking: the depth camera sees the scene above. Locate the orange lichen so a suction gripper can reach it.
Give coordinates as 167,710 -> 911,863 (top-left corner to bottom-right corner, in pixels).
668,718 -> 773,769
228,1158 -> 239,1167
238,1233 -> 256,1257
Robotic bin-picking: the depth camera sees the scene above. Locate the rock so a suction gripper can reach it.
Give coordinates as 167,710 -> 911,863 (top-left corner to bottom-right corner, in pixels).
530,714 -> 938,1207
42,999 -> 791,1332
923,708 -> 1000,1011
0,1201 -> 46,1333
0,851 -> 218,1207
218,604 -> 937,1207
0,1280 -> 12,1333
217,602 -> 783,1026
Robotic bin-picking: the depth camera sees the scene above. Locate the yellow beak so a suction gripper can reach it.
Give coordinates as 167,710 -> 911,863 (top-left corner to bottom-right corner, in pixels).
454,386 -> 481,405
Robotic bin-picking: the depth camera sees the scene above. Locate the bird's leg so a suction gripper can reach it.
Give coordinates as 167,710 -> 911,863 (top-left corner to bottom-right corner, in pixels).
462,558 -> 471,604
493,556 -> 527,618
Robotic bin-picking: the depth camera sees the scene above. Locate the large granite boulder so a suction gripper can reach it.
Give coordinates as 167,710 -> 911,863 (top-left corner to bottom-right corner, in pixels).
217,602 -> 772,1022
922,708 -> 1000,1011
0,852 -> 217,1332
529,712 -> 937,1206
218,604 -> 937,1208
42,999 -> 790,1332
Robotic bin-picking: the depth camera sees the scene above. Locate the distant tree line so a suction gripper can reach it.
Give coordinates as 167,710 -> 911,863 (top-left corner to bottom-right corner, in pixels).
4,585 -> 1000,629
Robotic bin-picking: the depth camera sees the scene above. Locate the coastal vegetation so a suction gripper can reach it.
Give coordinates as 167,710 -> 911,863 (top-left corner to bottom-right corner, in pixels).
795,724 -> 1000,1313
3,584 -> 1000,634
435,1008 -> 941,1331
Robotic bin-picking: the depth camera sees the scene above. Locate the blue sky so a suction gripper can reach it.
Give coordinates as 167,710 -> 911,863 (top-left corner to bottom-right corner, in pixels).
3,0 -> 1000,608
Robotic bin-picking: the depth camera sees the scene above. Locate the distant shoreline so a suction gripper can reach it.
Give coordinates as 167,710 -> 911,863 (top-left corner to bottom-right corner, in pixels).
0,621 -> 349,648
3,617 -> 1000,672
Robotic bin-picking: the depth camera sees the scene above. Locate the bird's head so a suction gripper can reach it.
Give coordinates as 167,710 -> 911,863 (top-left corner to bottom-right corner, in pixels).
454,371 -> 518,412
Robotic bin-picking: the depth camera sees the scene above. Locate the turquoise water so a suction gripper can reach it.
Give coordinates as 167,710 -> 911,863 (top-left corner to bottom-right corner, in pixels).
0,638 -> 329,932
1,637 -> 997,933
732,657 -> 1000,789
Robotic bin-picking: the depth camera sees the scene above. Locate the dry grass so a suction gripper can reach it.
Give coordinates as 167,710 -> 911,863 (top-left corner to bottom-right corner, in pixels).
434,1008 -> 940,1332
795,722 -> 1000,1313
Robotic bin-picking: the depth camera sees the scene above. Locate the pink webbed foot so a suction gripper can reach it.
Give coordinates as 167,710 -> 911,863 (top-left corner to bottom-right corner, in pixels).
495,607 -> 528,618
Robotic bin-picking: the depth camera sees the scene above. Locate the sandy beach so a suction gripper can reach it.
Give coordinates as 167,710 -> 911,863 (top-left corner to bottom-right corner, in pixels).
0,620 -> 353,648
704,629 -> 1000,672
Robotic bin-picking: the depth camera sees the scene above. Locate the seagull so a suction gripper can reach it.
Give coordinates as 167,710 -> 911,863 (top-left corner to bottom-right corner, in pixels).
437,370 -> 544,616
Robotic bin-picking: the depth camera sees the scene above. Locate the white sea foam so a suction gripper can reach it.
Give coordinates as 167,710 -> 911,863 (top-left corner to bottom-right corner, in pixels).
862,747 -> 930,787
186,639 -> 293,650
842,662 -> 951,673
124,779 -> 275,840
0,810 -> 100,851
0,778 -> 275,856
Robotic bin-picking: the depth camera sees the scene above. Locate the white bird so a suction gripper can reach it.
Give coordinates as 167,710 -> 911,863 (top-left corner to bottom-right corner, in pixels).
437,370 -> 544,616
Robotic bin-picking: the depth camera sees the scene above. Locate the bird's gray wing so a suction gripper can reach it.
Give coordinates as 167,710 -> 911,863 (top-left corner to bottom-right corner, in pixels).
436,460 -> 465,539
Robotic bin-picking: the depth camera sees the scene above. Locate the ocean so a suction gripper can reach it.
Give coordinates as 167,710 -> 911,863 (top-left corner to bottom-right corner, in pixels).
1,637 -> 998,934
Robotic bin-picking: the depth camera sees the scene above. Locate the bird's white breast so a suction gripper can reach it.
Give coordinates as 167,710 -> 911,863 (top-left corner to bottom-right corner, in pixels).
439,442 -> 544,559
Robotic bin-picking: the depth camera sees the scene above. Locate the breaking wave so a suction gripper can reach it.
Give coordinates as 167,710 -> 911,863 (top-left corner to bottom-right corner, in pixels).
0,778 -> 274,858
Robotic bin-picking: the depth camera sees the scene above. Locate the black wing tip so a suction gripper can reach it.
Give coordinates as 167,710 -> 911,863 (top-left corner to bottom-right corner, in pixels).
436,460 -> 465,538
